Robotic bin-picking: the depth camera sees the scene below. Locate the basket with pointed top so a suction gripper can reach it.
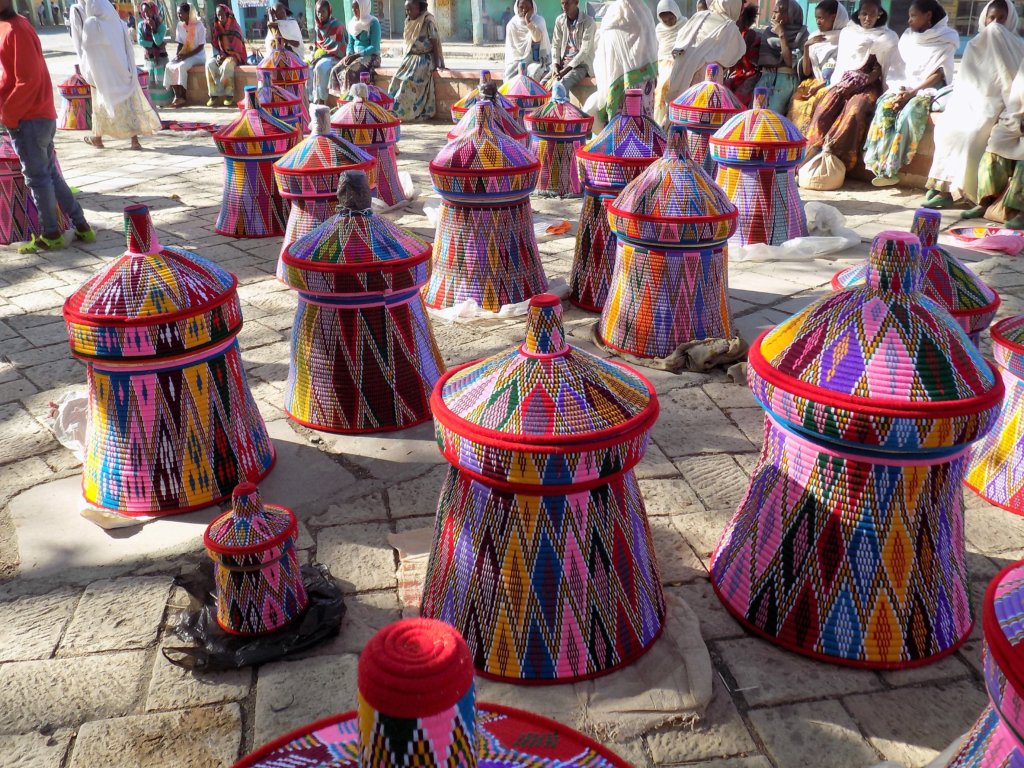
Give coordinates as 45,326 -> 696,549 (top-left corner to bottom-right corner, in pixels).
330,84 -> 405,208
0,135 -> 69,245
668,63 -> 743,176
523,82 -> 593,197
451,70 -> 521,125
255,71 -> 307,133
498,62 -> 549,121
57,65 -> 91,131
336,70 -> 395,110
257,33 -> 309,129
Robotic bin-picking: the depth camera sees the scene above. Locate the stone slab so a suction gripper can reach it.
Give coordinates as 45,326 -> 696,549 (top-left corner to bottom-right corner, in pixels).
317,522 -> 396,594
313,589 -> 403,656
314,420 -> 446,484
0,730 -> 73,768
748,700 -> 881,768
652,388 -> 757,458
638,478 -> 703,517
387,465 -> 449,520
145,638 -> 253,712
254,654 -> 359,745
58,577 -> 171,655
0,589 -> 79,661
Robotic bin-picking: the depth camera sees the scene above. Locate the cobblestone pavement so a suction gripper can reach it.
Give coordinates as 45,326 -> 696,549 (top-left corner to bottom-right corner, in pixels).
3,31 -> 1024,768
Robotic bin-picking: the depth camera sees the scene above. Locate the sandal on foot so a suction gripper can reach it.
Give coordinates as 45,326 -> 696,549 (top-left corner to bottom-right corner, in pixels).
223,98 -> 235,107
923,192 -> 955,209
206,98 -> 217,107
74,227 -> 96,243
871,175 -> 900,187
960,205 -> 986,220
1006,214 -> 1024,229
18,233 -> 65,254
83,136 -> 103,148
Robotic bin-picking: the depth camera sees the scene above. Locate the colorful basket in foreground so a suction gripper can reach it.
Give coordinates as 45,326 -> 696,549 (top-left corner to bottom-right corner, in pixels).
710,88 -> 808,247
330,83 -> 405,208
57,65 -> 91,131
421,296 -> 665,682
523,81 -> 593,197
570,89 -> 667,312
234,619 -> 633,767
63,205 -> 275,516
668,63 -> 743,176
205,482 -> 308,635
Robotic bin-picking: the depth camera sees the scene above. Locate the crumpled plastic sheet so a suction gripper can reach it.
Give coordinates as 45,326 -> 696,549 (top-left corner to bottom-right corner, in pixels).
731,201 -> 862,262
165,561 -> 346,671
47,389 -> 88,462
426,278 -> 570,322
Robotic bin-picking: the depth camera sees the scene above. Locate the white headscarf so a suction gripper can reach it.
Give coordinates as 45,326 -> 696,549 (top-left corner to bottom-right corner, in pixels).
664,0 -> 745,100
585,0 -> 659,115
347,0 -> 374,37
806,2 -> 850,80
985,2 -> 1024,162
69,0 -> 86,58
885,14 -> 959,91
930,0 -> 1023,198
656,0 -> 684,61
830,12 -> 899,85
505,7 -> 551,66
80,0 -> 137,112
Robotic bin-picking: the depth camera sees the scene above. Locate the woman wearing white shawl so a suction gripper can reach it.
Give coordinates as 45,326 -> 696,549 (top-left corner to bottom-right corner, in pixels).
79,0 -> 160,150
803,0 -> 897,170
329,0 -> 382,92
863,0 -> 959,185
924,0 -> 1023,207
163,2 -> 206,107
787,0 -> 848,134
583,0 -> 659,125
665,0 -> 746,107
653,0 -> 685,125
503,0 -> 551,81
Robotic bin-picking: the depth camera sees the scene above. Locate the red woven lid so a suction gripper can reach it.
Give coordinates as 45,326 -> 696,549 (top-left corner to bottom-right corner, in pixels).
358,618 -> 475,718
204,482 -> 297,556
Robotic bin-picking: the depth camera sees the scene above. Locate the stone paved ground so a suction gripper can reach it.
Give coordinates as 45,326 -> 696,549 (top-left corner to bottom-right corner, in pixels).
3,29 -> 1024,768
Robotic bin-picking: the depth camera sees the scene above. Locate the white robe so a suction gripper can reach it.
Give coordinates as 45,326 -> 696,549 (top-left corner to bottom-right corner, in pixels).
805,4 -> 849,82
164,18 -> 207,89
830,21 -> 899,88
883,16 -> 959,93
665,0 -> 746,103
584,0 -> 659,117
79,0 -> 135,112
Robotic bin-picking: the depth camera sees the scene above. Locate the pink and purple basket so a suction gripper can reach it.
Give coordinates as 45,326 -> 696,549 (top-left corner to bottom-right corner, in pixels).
330,86 -> 405,208
668,64 -> 743,176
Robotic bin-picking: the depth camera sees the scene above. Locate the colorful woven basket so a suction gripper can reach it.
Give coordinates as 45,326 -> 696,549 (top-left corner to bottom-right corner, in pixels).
213,87 -> 300,239
205,482 -> 308,635
255,71 -> 307,133
448,85 -> 529,147
136,66 -> 152,107
57,65 -> 91,131
63,205 -> 275,516
421,295 -> 665,682
256,33 -> 309,129
946,561 -> 1024,767
523,81 -> 593,198
0,135 -> 69,245
425,101 -> 547,312
451,70 -> 521,125
273,105 -> 375,255
280,170 -> 444,433
710,88 -> 808,246
336,70 -> 395,110
498,62 -> 550,121
330,84 -> 405,208
234,619 -> 633,767
966,315 -> 1024,515
668,63 -> 744,176
599,132 -> 738,360
832,209 -> 1000,346
712,230 -> 1004,668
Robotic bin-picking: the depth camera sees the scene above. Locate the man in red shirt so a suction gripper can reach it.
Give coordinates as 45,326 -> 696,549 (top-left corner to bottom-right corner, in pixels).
0,0 -> 93,253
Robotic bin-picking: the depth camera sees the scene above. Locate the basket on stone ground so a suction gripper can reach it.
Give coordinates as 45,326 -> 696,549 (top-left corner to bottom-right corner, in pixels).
255,71 -> 307,133
450,70 -> 520,125
424,101 -> 547,313
0,135 -> 69,245
832,208 -> 1000,346
257,33 -> 309,130
599,131 -> 738,361
944,560 -> 1024,767
205,482 -> 308,635
62,205 -> 275,516
336,70 -> 395,110
233,619 -> 633,767
448,80 -> 529,148
709,87 -> 808,247
57,65 -> 91,131
668,64 -> 743,177
279,170 -> 444,433
421,295 -> 665,683
523,81 -> 594,198
711,231 -> 1004,668
330,84 -> 404,208
498,62 -> 549,122
966,315 -> 1024,515
212,87 -> 301,238
272,105 -> 374,255
569,89 -> 667,312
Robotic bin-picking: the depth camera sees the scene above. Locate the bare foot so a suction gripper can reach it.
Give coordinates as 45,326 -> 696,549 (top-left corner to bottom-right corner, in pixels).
83,136 -> 104,148
130,137 -> 143,151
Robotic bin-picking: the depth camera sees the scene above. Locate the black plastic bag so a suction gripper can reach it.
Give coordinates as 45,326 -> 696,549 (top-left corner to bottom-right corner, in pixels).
165,561 -> 346,671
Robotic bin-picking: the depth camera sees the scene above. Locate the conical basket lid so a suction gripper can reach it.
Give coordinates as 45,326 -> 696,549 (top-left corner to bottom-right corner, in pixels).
576,89 -> 667,186
498,62 -> 549,110
669,63 -> 743,131
748,230 -> 1003,451
329,86 -> 401,144
274,106 -> 374,195
256,72 -> 302,108
523,82 -> 593,137
448,94 -> 527,143
338,71 -> 395,108
452,70 -> 520,121
213,88 -> 299,157
608,131 -> 737,246
204,483 -> 296,555
709,88 -> 806,167
64,205 -> 242,360
432,295 -> 658,454
256,35 -> 309,79
58,65 -> 91,93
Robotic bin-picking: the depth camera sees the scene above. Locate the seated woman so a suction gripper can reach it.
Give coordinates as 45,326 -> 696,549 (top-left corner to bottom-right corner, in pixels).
137,1 -> 169,101
264,2 -> 304,58
653,0 -> 685,125
962,56 -> 1024,226
504,0 -> 551,81
388,0 -> 445,121
205,4 -> 246,107
924,0 -> 1023,208
804,0 -> 898,171
163,2 -> 206,108
668,0 -> 746,104
330,0 -> 381,93
309,0 -> 346,104
755,0 -> 808,114
787,0 -> 848,134
725,5 -> 760,107
863,0 -> 959,186
585,0 -> 658,125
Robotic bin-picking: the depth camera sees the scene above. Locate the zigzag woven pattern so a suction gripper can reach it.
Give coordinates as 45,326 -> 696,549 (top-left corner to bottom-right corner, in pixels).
0,144 -> 69,244
568,189 -> 617,311
711,414 -> 974,666
424,199 -> 547,311
338,71 -> 395,109
709,89 -> 806,167
450,98 -> 529,146
685,132 -> 716,177
946,706 -> 1024,768
256,75 -> 307,132
421,467 -> 665,682
715,166 -> 808,246
217,157 -> 290,238
668,64 -> 743,131
498,64 -> 549,120
531,134 -> 585,197
57,66 -> 91,131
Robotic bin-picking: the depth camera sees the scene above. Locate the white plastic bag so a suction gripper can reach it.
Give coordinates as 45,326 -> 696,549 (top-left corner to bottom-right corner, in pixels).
731,202 -> 861,262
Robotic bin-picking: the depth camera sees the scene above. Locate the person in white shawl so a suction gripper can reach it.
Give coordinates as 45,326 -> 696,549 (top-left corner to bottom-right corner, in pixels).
863,0 -> 959,185
79,0 -> 160,150
503,0 -> 551,81
163,2 -> 206,107
653,0 -> 685,126
583,0 -> 659,125
264,2 -> 305,60
664,0 -> 746,111
924,0 -> 1023,208
787,0 -> 849,135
